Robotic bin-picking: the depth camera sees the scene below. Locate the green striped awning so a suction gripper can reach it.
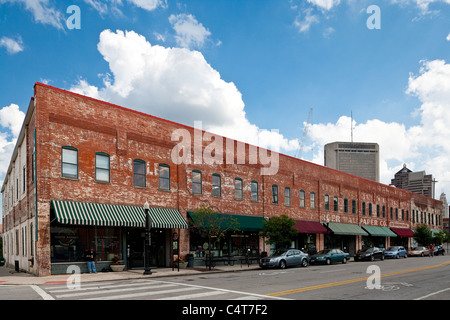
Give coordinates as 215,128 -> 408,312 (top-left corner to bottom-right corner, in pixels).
362,226 -> 397,237
51,200 -> 188,229
326,223 -> 369,236
188,212 -> 265,232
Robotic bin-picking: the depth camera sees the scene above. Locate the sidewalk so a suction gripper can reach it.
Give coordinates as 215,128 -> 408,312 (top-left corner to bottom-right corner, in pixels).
0,263 -> 261,286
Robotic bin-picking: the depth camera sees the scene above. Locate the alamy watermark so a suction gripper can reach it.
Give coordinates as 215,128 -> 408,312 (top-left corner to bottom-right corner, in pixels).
171,121 -> 280,176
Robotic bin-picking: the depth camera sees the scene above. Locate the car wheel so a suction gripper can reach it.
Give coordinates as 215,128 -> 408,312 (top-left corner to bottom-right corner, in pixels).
301,258 -> 308,267
342,258 -> 347,264
381,254 -> 384,261
370,255 -> 375,262
404,253 -> 407,259
279,260 -> 286,269
421,253 -> 424,257
326,258 -> 331,265
396,254 -> 399,259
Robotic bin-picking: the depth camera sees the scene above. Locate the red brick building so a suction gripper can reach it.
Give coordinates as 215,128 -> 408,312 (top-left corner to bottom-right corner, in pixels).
1,83 -> 443,276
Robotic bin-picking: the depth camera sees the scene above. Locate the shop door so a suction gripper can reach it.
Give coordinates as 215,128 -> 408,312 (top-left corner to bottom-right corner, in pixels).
127,229 -> 167,269
127,231 -> 144,269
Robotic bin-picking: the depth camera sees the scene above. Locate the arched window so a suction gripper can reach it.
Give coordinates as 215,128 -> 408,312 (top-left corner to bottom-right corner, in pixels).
212,174 -> 221,197
61,146 -> 78,179
133,159 -> 146,188
235,178 -> 243,200
95,152 -> 110,183
192,170 -> 202,195
159,164 -> 170,190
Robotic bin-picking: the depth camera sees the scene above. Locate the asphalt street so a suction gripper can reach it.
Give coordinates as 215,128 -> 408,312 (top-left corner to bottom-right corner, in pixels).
0,255 -> 448,302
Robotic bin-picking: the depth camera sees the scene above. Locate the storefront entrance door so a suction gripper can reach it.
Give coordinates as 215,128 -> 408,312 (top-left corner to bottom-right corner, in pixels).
127,229 -> 167,269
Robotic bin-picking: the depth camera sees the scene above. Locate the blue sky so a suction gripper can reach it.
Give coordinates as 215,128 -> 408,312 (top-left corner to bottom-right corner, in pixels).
1,0 -> 450,219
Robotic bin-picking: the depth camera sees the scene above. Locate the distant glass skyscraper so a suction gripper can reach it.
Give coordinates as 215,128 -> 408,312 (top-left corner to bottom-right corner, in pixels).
324,142 -> 379,182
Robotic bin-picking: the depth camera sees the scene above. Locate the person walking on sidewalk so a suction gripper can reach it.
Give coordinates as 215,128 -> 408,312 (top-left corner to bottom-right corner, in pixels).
428,244 -> 434,257
85,248 -> 97,273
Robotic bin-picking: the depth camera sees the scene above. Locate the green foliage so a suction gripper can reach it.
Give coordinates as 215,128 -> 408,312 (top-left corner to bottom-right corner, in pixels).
189,204 -> 240,270
260,214 -> 297,249
414,224 -> 433,246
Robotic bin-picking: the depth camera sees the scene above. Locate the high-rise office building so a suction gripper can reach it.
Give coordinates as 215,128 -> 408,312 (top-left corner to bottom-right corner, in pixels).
324,142 -> 379,182
390,164 -> 434,198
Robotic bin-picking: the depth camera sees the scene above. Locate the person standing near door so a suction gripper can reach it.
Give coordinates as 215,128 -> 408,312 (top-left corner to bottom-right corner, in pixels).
85,248 -> 97,273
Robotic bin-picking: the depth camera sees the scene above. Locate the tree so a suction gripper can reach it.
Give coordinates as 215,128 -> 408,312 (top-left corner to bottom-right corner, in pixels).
189,204 -> 240,270
433,229 -> 447,245
260,214 -> 297,249
414,224 -> 433,246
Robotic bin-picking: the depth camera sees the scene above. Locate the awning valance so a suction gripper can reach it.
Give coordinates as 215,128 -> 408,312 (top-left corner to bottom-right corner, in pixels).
326,223 -> 368,236
51,200 -> 188,229
294,220 -> 328,234
390,227 -> 414,238
188,212 -> 265,232
362,226 -> 397,238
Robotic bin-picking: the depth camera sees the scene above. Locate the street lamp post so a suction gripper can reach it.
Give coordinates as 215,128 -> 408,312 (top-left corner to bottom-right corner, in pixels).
143,201 -> 152,275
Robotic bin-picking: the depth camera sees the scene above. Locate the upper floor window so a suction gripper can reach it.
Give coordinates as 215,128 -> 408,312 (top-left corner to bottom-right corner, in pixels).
251,181 -> 258,202
362,202 -> 366,216
344,198 -> 348,213
285,187 -> 291,206
159,164 -> 170,191
133,159 -> 146,188
299,190 -> 305,208
333,196 -> 338,212
310,192 -> 316,209
95,152 -> 110,183
272,185 -> 278,204
212,174 -> 221,197
192,170 -> 202,195
324,194 -> 329,211
62,146 -> 78,179
235,178 -> 243,200
352,200 -> 356,214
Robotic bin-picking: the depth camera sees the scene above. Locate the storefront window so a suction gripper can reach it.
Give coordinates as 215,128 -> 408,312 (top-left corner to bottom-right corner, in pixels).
50,223 -> 122,263
189,229 -> 259,258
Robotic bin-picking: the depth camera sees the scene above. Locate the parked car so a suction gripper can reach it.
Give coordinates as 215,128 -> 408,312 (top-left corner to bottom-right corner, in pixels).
259,249 -> 309,269
384,246 -> 407,259
434,245 -> 445,256
408,246 -> 430,257
354,247 -> 384,261
310,249 -> 350,265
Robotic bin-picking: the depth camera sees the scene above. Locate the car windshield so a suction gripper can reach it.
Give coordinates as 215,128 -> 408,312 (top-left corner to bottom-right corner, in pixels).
317,249 -> 331,254
411,247 -> 420,250
387,247 -> 399,251
360,248 -> 373,252
271,250 -> 288,257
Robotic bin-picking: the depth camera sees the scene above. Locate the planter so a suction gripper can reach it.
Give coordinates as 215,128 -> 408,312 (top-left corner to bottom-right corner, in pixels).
110,264 -> 125,272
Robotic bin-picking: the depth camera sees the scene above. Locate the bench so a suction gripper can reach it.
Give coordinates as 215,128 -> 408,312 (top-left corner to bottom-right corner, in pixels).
204,256 -> 238,268
239,256 -> 260,267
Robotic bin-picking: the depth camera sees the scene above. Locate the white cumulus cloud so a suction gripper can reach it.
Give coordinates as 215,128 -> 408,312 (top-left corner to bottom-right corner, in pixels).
169,13 -> 212,49
306,58 -> 450,196
70,29 -> 299,153
0,36 -> 24,54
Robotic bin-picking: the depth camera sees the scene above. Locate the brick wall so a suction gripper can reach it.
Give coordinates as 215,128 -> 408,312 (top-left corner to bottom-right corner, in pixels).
18,83 -> 441,274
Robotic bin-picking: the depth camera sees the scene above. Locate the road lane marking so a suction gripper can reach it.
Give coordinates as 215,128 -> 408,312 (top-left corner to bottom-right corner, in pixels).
267,261 -> 450,297
414,287 -> 450,300
31,285 -> 55,300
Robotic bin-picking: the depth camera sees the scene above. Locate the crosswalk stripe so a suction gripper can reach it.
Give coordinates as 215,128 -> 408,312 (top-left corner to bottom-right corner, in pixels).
157,290 -> 227,300
55,283 -> 177,298
48,281 -> 158,293
85,286 -> 201,300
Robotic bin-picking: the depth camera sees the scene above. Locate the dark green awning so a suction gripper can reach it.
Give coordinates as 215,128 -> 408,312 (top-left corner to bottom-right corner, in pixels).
362,226 -> 397,237
51,200 -> 188,229
326,223 -> 368,236
188,212 -> 265,232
